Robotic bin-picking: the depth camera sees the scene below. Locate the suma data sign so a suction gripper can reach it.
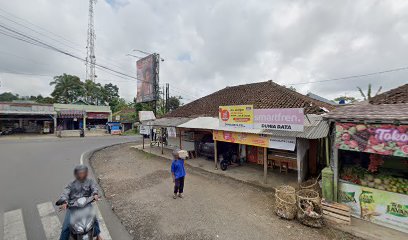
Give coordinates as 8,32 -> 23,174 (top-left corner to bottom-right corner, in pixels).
219,105 -> 254,129
254,108 -> 304,132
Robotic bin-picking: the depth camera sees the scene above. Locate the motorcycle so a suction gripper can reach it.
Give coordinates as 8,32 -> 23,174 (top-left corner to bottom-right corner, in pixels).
220,151 -> 241,171
56,196 -> 97,240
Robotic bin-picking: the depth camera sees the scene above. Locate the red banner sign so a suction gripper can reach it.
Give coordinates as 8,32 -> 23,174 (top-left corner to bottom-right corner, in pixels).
335,123 -> 408,157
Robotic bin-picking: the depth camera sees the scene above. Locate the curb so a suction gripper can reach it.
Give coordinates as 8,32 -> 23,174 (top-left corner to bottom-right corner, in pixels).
82,141 -> 136,240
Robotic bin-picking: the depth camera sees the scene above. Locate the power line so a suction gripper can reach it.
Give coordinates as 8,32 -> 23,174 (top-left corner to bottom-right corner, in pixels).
0,22 -> 152,84
0,7 -> 139,78
285,66 -> 408,86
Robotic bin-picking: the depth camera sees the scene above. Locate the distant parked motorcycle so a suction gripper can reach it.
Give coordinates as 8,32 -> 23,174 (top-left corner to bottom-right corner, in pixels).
220,151 -> 241,171
56,196 -> 97,240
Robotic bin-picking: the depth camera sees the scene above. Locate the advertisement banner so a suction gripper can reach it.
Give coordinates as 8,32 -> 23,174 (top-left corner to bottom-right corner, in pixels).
167,127 -> 177,138
136,54 -> 157,103
339,182 -> 408,233
138,111 -> 156,122
213,130 -> 269,148
139,125 -> 150,135
87,112 -> 110,119
335,123 -> 408,157
219,105 -> 254,129
268,136 -> 296,151
254,108 -> 304,132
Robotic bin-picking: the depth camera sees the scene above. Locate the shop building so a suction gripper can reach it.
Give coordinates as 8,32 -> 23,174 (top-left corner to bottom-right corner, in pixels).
0,101 -> 56,134
54,103 -> 112,132
145,81 -> 334,184
323,83 -> 408,233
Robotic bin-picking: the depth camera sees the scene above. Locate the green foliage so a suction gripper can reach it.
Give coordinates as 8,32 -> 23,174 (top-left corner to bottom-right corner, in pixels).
50,74 -> 85,103
0,92 -> 19,102
357,84 -> 382,101
167,96 -> 181,111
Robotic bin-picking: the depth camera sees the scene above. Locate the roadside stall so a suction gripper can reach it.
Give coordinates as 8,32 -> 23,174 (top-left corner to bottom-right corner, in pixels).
325,103 -> 408,233
176,105 -> 330,184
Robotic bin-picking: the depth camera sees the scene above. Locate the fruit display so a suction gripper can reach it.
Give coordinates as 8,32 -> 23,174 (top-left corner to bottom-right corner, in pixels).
335,123 -> 408,157
340,166 -> 408,195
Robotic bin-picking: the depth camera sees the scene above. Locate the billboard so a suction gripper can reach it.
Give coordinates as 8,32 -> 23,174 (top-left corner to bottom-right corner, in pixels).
136,54 -> 157,103
254,108 -> 304,132
335,123 -> 408,157
219,105 -> 254,129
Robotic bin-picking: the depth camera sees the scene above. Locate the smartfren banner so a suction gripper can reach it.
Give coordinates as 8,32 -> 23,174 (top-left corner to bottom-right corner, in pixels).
254,108 -> 304,132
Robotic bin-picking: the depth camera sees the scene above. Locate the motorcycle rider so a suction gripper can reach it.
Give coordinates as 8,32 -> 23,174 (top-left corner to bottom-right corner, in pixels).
58,165 -> 103,240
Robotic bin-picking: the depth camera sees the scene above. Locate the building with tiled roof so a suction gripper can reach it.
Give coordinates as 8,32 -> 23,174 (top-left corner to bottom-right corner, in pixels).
369,83 -> 408,104
165,80 -> 335,118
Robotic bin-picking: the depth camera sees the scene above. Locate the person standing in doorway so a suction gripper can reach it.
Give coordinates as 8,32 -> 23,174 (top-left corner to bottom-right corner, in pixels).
171,149 -> 186,199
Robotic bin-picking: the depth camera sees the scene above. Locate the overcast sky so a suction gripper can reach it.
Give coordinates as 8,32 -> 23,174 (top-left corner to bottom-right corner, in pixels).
0,0 -> 407,103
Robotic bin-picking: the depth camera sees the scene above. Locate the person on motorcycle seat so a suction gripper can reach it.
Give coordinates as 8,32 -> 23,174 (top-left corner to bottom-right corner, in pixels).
59,164 -> 103,240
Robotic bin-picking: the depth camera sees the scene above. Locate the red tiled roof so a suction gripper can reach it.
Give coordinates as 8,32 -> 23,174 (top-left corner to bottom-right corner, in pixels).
369,83 -> 408,104
324,103 -> 408,122
165,80 -> 335,118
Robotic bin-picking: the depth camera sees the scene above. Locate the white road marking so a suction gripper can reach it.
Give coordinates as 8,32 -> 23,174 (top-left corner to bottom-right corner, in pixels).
37,202 -> 62,240
95,204 -> 112,240
80,151 -> 86,164
3,209 -> 27,240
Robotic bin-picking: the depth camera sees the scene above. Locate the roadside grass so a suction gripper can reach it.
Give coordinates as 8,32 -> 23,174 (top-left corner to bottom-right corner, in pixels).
122,129 -> 138,136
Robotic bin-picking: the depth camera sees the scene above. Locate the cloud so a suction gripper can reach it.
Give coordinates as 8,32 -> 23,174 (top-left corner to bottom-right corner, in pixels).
0,0 -> 407,103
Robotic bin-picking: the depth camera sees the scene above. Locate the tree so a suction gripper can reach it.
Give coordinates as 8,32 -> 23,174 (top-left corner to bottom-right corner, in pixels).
167,96 -> 182,111
357,84 -> 382,101
110,98 -> 128,113
84,80 -> 105,105
50,74 -> 84,103
0,92 -> 19,102
103,83 -> 120,103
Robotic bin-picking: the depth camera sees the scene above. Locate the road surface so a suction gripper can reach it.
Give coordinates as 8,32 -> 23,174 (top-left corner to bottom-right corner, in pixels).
0,135 -> 140,240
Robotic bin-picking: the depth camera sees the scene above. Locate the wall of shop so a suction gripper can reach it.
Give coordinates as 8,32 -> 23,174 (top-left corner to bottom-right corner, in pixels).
297,138 -> 310,182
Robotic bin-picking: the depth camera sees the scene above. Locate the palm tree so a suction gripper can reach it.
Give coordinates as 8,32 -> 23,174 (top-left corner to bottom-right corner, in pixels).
50,74 -> 85,103
357,84 -> 382,101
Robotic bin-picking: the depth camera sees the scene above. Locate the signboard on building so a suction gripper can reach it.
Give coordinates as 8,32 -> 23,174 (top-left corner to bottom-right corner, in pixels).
335,123 -> 408,157
268,136 -> 296,151
213,130 -> 269,148
340,182 -> 408,233
219,105 -> 254,129
136,54 -> 157,103
87,112 -> 110,119
254,108 -> 304,132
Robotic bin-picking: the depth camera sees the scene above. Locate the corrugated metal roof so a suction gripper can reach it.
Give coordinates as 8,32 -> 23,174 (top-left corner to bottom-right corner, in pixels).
178,117 -> 219,130
144,117 -> 191,127
177,114 -> 329,139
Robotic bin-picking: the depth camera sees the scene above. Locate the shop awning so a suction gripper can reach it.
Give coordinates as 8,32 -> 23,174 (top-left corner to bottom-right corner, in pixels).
177,115 -> 329,139
144,117 -> 191,127
177,117 -> 219,130
58,110 -> 85,118
87,112 -> 110,119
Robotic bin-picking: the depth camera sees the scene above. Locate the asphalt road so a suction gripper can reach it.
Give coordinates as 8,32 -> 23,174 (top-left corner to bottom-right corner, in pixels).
0,135 -> 140,240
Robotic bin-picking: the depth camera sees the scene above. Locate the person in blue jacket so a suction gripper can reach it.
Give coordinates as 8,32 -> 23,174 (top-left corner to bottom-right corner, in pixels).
171,149 -> 186,199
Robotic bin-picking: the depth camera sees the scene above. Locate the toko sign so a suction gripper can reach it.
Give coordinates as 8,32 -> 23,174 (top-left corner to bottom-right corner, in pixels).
254,108 -> 304,132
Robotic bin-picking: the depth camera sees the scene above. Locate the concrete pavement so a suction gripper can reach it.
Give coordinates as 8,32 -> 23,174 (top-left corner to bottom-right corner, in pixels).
0,135 -> 140,240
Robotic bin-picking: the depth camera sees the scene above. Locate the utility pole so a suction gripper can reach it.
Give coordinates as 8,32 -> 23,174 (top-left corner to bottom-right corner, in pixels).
165,83 -> 169,112
86,0 -> 96,82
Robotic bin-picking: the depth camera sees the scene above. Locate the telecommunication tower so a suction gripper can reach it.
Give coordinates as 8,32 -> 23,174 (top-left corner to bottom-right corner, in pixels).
86,0 -> 96,82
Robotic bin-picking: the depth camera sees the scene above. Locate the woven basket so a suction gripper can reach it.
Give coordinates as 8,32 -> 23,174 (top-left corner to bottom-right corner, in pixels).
300,179 -> 321,196
274,185 -> 297,220
296,189 -> 323,228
